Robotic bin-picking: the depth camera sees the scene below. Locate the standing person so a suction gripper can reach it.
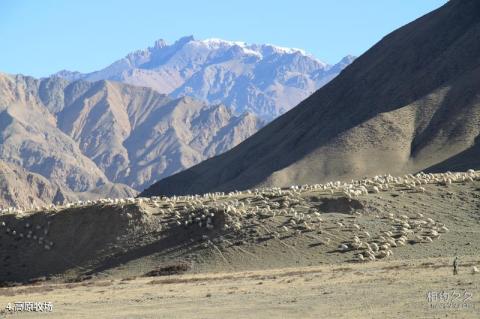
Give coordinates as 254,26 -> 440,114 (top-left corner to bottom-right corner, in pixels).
453,256 -> 458,275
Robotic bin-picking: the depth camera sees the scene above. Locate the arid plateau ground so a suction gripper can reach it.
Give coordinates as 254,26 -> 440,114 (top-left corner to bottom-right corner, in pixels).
0,171 -> 479,318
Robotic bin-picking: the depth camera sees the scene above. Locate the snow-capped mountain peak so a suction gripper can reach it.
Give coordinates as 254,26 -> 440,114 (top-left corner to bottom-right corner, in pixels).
54,36 -> 354,120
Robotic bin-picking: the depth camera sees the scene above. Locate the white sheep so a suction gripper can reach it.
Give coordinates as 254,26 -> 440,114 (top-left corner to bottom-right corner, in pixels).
439,226 -> 449,233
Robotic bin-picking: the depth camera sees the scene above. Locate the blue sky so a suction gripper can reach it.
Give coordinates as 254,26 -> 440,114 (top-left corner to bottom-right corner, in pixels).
1,0 -> 447,78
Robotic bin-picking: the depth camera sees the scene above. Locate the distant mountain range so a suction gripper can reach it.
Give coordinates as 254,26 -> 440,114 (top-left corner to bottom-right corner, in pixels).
0,73 -> 263,207
0,37 -> 350,207
54,36 -> 354,120
142,0 -> 480,197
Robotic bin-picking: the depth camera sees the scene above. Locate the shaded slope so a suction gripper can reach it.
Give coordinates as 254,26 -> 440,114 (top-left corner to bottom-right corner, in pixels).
1,171 -> 479,283
142,0 -> 480,197
425,137 -> 480,173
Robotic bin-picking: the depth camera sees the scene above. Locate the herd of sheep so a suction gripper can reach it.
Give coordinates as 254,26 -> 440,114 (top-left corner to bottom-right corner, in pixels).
0,170 -> 479,265
1,219 -> 54,251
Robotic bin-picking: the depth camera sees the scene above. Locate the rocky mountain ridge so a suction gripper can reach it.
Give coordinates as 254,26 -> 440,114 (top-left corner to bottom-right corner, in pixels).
55,36 -> 354,120
0,72 -> 264,206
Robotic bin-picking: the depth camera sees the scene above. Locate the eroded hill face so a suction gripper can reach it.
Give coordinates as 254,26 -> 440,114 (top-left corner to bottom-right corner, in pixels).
142,0 -> 480,197
0,73 -> 264,207
1,171 -> 478,283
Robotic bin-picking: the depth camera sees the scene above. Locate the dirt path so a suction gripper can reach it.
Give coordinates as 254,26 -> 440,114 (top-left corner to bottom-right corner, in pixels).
1,256 -> 478,318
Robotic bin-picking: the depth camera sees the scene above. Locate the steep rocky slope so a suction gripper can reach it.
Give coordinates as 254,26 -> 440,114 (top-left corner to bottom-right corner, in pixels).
142,0 -> 480,197
0,161 -> 136,209
0,73 -> 263,206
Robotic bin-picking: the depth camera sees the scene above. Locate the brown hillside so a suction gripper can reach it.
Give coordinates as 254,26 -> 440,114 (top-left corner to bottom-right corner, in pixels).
142,0 -> 480,196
